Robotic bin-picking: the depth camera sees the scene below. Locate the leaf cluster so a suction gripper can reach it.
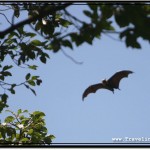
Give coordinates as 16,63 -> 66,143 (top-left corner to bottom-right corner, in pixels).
0,109 -> 55,146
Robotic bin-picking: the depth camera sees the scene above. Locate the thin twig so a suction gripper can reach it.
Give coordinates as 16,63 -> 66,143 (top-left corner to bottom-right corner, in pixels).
61,48 -> 83,65
64,9 -> 85,24
0,12 -> 12,25
102,30 -> 122,42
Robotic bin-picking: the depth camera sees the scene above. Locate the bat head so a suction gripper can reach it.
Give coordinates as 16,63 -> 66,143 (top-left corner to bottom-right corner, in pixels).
102,79 -> 107,86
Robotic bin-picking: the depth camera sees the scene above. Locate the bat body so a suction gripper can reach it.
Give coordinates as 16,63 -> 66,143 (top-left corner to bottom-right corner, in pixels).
82,70 -> 133,100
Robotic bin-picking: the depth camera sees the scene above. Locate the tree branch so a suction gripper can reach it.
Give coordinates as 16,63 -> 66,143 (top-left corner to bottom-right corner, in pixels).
0,3 -> 72,38
61,48 -> 83,65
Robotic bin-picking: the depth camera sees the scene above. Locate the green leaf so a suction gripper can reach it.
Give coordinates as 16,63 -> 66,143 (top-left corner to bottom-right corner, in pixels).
0,130 -> 6,139
8,32 -> 19,39
59,18 -> 72,28
49,134 -> 55,140
21,137 -> 29,142
25,32 -> 36,38
17,109 -> 22,115
6,127 -> 16,137
5,116 -> 15,123
28,129 -> 33,135
22,110 -> 28,113
27,80 -> 35,86
25,73 -> 31,80
31,76 -> 39,80
31,40 -> 42,46
28,65 -> 38,70
44,134 -> 55,144
32,111 -> 45,117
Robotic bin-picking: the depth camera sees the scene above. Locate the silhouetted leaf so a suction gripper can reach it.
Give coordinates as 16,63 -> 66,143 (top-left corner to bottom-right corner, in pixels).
30,88 -> 36,95
40,55 -> 46,64
26,73 -> 31,80
36,79 -> 42,86
62,40 -> 73,49
83,10 -> 92,18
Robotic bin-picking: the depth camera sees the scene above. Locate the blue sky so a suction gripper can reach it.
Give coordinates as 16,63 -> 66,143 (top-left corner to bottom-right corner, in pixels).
1,4 -> 150,144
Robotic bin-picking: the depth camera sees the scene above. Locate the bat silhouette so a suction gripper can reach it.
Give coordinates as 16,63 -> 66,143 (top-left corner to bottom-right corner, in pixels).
82,70 -> 133,100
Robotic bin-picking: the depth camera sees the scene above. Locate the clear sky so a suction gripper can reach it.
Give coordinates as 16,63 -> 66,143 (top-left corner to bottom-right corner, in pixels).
1,4 -> 150,144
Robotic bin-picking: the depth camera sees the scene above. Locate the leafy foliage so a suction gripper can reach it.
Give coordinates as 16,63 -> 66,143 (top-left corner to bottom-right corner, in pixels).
0,63 -> 42,112
0,109 -> 55,146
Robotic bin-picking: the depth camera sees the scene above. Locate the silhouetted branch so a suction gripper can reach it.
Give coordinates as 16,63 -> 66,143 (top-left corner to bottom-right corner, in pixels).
0,3 -> 72,38
61,48 -> 83,65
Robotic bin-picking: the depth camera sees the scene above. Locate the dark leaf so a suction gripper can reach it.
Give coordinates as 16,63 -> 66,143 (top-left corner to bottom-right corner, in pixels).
30,88 -> 36,96
62,40 -> 73,49
9,88 -> 15,94
2,71 -> 12,76
0,75 -> 4,81
36,79 -> 42,86
6,127 -> 16,137
13,5 -> 20,18
83,10 -> 92,18
40,56 -> 46,64
24,84 -> 29,89
1,94 -> 8,101
25,73 -> 31,80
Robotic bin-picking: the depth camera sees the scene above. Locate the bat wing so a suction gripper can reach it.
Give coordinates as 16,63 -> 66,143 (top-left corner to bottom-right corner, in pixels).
107,70 -> 133,89
82,83 -> 107,100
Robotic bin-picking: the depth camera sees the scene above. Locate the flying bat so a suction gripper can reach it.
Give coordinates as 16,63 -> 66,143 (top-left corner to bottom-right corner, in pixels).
82,70 -> 133,100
